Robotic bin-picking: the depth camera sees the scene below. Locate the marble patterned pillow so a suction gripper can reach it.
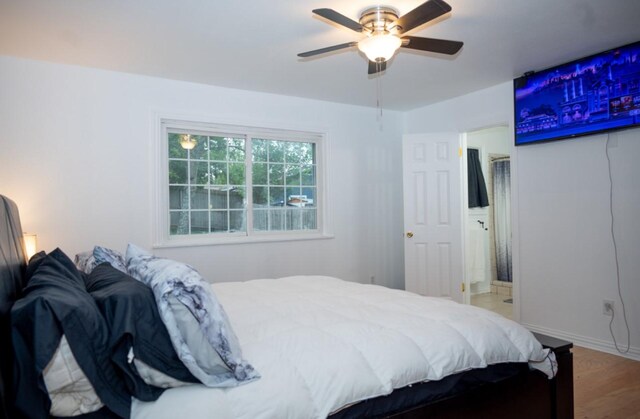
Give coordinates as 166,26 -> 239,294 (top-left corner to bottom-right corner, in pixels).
93,246 -> 127,273
74,251 -> 97,274
75,247 -> 126,274
125,244 -> 259,387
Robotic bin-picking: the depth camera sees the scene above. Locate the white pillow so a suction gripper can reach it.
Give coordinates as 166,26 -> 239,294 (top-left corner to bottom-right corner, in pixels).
43,335 -> 104,416
128,348 -> 190,389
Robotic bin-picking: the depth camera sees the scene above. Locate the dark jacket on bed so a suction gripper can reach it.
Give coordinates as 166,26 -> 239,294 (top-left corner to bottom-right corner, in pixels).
11,249 -> 131,419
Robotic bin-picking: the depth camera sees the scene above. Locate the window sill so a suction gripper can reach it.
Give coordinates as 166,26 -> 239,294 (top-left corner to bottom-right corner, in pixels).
153,232 -> 334,249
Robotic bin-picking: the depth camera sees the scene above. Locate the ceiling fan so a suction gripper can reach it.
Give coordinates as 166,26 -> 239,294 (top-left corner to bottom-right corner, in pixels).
298,0 -> 463,74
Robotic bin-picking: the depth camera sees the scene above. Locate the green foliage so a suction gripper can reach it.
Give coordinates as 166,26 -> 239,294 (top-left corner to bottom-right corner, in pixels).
169,161 -> 187,184
269,164 -> 284,185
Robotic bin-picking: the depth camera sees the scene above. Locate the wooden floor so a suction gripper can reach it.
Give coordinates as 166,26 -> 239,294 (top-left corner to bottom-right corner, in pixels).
469,295 -> 639,417
574,346 -> 640,418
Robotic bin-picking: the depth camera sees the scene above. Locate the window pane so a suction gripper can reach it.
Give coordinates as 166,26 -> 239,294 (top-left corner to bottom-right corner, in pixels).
170,211 -> 189,235
227,138 -> 245,162
286,186 -> 300,200
190,187 -> 209,210
269,164 -> 284,185
229,210 -> 245,232
253,186 -> 268,206
169,160 -> 188,184
269,141 -> 285,162
301,165 -> 315,185
269,209 -> 285,231
286,208 -> 302,231
190,161 -> 209,185
286,188 -> 307,207
285,142 -> 302,163
285,165 -> 301,186
190,211 -> 209,234
228,163 -> 245,185
209,188 -> 227,209
229,187 -> 245,209
300,143 -> 315,165
301,187 -> 316,207
210,211 -> 228,233
209,137 -> 227,161
252,139 -> 268,162
189,135 -> 208,160
169,186 -> 189,210
168,134 -> 188,159
302,208 -> 317,230
269,187 -> 285,207
253,163 -> 267,185
253,209 -> 268,231
209,162 -> 227,185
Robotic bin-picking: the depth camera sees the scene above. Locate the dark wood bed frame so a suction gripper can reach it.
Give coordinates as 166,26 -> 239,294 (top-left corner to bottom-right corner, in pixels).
0,195 -> 573,419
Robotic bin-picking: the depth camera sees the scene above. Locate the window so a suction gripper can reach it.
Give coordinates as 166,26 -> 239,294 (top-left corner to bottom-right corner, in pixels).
157,119 -> 325,246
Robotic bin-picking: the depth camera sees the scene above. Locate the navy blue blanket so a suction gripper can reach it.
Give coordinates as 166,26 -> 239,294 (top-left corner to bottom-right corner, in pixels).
86,263 -> 197,400
11,249 -> 131,418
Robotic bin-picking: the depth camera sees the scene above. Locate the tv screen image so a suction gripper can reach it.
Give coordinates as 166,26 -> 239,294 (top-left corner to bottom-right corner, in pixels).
514,41 -> 640,145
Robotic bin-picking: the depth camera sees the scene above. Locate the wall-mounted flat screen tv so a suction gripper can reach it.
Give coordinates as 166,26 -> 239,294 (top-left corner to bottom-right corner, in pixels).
514,41 -> 640,146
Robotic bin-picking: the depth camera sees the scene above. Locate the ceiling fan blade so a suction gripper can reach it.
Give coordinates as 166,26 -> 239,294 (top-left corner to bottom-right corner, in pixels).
401,36 -> 463,54
368,60 -> 387,75
395,0 -> 452,34
298,42 -> 358,58
313,8 -> 363,32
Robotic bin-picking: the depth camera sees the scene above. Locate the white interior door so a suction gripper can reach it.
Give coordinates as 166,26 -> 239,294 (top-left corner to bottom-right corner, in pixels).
403,133 -> 464,302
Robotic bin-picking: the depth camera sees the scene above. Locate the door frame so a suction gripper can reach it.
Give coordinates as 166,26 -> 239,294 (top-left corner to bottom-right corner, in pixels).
460,124 -> 520,323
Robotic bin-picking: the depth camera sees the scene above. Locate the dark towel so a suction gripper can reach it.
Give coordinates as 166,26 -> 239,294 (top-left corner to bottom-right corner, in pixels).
468,149 -> 489,208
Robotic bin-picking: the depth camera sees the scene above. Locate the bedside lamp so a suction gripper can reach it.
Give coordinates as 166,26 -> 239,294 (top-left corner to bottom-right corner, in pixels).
23,233 -> 38,260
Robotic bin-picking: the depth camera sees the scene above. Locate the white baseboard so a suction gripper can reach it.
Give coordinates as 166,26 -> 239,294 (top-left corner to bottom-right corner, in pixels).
522,323 -> 640,362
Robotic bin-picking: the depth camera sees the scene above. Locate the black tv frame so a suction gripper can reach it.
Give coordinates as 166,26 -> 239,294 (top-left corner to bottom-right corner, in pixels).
513,40 -> 640,146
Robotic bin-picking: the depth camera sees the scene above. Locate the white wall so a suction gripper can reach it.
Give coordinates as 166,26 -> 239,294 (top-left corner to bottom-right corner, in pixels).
405,83 -> 640,358
0,55 -> 405,289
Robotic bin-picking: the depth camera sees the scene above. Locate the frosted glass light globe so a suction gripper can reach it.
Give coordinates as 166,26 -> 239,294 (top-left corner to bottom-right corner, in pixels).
358,34 -> 402,62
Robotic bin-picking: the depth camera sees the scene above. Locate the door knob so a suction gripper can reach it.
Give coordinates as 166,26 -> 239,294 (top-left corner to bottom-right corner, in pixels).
406,232 -> 414,238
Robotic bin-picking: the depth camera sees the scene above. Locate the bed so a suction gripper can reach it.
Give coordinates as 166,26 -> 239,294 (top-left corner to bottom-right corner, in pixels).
0,194 -> 573,419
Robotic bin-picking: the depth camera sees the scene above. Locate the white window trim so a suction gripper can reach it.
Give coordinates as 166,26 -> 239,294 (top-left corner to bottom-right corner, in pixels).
152,114 -> 333,248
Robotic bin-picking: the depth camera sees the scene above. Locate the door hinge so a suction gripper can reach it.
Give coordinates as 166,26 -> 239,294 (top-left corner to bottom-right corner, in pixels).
461,282 -> 465,292
458,147 -> 463,157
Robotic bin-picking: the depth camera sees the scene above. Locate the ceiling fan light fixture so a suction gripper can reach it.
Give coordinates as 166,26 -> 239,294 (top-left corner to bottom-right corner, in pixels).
180,134 -> 197,150
357,33 -> 402,63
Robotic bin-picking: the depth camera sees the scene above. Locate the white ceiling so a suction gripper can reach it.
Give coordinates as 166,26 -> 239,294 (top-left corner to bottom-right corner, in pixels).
1,0 -> 639,111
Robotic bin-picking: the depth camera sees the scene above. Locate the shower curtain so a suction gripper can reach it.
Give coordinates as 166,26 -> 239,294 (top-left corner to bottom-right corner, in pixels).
492,158 -> 512,282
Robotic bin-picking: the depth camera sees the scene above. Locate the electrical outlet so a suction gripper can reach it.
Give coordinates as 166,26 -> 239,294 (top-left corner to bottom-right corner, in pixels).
603,300 -> 615,316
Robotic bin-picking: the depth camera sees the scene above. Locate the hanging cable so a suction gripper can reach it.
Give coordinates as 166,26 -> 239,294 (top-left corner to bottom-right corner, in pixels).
605,133 -> 631,354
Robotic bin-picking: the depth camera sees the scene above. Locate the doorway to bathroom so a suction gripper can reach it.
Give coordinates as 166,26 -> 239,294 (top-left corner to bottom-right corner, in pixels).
465,126 -> 513,320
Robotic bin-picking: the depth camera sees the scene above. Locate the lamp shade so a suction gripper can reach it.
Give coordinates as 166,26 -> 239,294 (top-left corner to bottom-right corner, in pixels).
358,34 -> 402,62
23,233 -> 37,260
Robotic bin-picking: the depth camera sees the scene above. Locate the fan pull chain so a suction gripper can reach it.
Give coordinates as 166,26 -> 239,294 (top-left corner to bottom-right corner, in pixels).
376,61 -> 383,127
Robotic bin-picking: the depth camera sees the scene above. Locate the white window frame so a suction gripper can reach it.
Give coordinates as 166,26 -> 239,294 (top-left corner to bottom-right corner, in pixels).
153,117 -> 331,247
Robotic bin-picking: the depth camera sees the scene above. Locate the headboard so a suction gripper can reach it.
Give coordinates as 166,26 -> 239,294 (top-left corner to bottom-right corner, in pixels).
0,195 -> 27,419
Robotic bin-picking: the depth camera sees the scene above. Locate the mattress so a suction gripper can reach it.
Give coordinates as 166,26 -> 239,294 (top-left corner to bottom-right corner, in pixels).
132,276 -> 555,419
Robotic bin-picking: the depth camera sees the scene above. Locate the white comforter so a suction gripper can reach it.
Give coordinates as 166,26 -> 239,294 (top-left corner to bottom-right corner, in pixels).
132,276 -> 555,419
